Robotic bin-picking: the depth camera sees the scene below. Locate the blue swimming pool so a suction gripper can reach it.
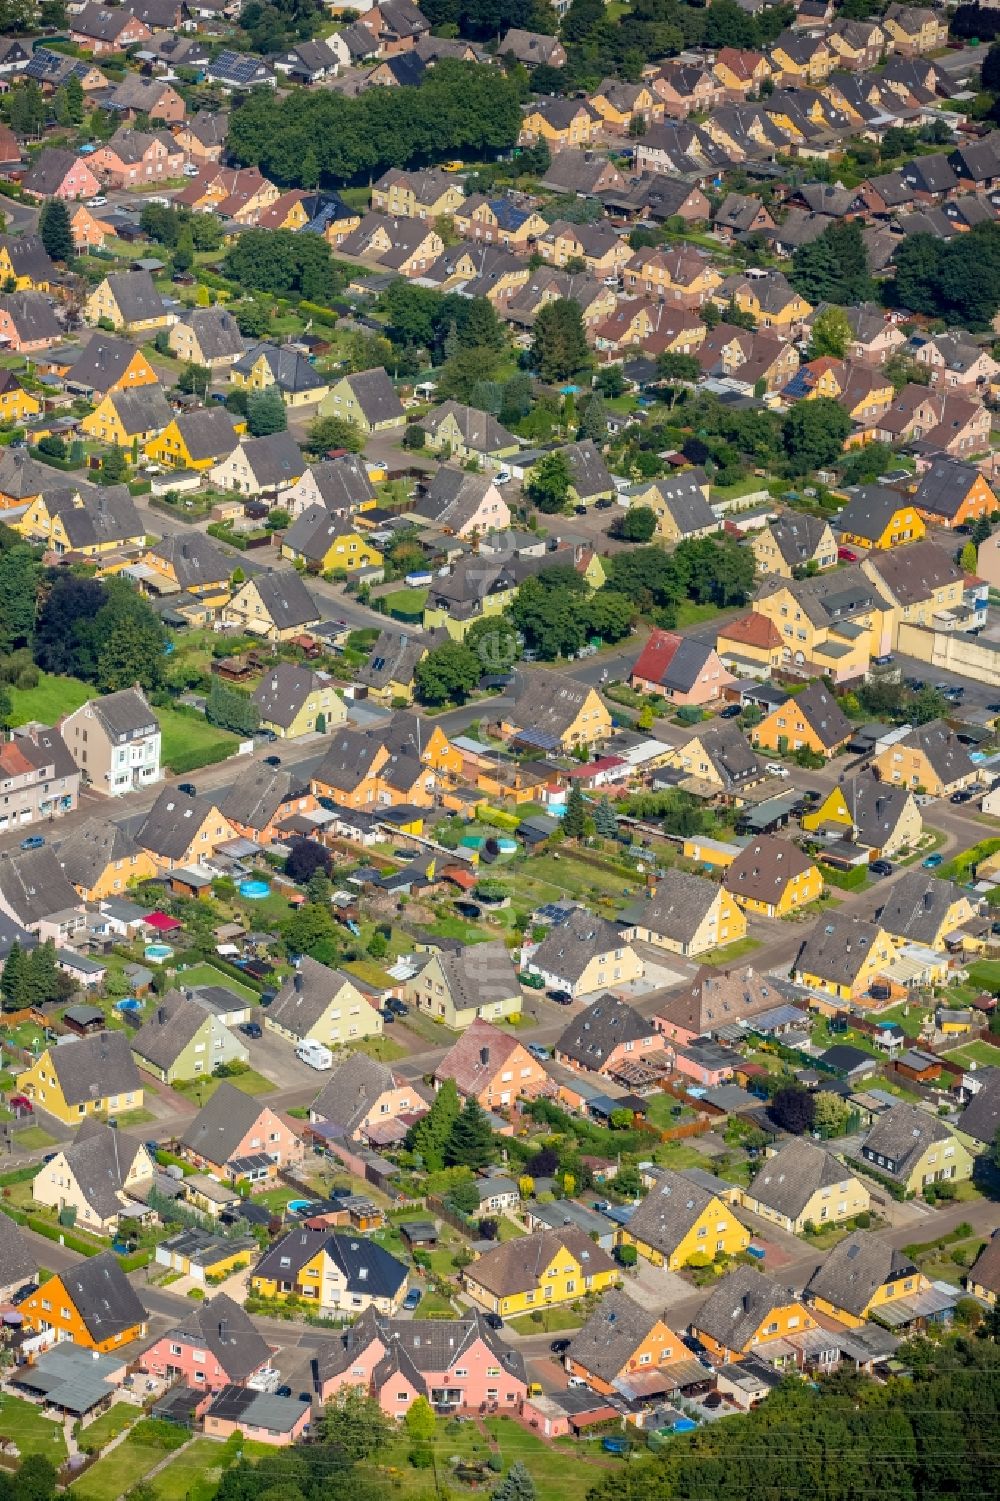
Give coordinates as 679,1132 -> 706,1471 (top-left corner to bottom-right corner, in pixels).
240,879 -> 271,899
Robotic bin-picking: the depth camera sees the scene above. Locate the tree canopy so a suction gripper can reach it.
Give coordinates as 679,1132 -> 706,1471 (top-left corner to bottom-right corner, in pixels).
891,223 -> 1000,330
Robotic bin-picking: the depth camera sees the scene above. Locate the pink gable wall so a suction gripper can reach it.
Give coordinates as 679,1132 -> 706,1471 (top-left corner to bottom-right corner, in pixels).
57,161 -> 101,200
140,1335 -> 264,1391
229,1105 -> 303,1167
319,1332 -> 527,1415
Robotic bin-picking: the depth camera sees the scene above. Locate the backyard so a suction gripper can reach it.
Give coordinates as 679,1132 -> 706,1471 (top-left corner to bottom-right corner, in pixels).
10,672 -> 91,726
73,1430 -> 181,1501
0,1394 -> 68,1462
157,707 -> 239,773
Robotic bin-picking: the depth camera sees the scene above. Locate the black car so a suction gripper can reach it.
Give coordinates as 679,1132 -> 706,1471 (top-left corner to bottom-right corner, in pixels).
263,755 -> 282,767
869,859 -> 893,877
550,1338 -> 571,1354
483,1313 -> 504,1330
951,790 -> 974,803
802,789 -> 823,803
548,989 -> 573,1005
905,678 -> 925,692
276,1385 -> 292,1398
241,1021 -> 262,1039
987,704 -> 1000,715
178,783 -> 197,796
11,1283 -> 37,1306
595,498 -> 614,510
719,704 -> 742,719
386,997 -> 409,1016
318,796 -> 337,811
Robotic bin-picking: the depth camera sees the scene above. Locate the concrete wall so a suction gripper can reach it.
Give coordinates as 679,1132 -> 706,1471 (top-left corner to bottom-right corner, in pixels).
895,622 -> 1000,686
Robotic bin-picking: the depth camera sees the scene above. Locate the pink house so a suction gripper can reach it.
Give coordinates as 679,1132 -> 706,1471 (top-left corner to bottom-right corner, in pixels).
139,1292 -> 273,1392
669,1039 -> 735,1088
90,129 -> 185,190
630,628 -> 734,706
204,1387 -> 311,1446
21,148 -> 101,202
316,1306 -> 528,1417
179,1083 -> 304,1182
308,1051 -> 422,1143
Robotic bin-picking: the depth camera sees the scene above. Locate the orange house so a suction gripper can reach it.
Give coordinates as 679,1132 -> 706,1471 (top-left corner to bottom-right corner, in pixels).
914,459 -> 999,530
566,1290 -> 687,1396
750,681 -> 852,761
70,203 -> 117,252
20,1252 -> 148,1352
692,1265 -> 816,1362
433,1018 -> 550,1109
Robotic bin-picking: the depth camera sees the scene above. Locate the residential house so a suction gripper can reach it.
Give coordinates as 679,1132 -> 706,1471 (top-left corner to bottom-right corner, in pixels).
966,1231 -> 1000,1307
405,940 -> 521,1030
337,214 -> 444,277
320,369 -> 405,434
629,628 -> 733,707
21,148 -> 101,201
540,150 -> 627,198
230,344 -> 327,408
145,406 -> 244,471
89,128 -> 183,189
0,369 -> 41,427
957,1070 -> 1000,1150
19,1252 -> 147,1352
561,439 -> 615,504
519,98 -> 601,148
740,1140 -> 869,1234
203,1389 -> 310,1446
791,914 -> 898,1002
913,458 -> 999,530
309,725 -> 434,810
204,51 -> 277,90
315,1305 -> 527,1415
106,73 -> 186,123
914,332 -> 1000,394
0,293 -> 63,353
0,727 -> 79,831
837,486 -> 925,551
180,1084 -> 303,1184
662,721 -> 765,797
83,269 -> 170,333
723,837 -> 822,918
16,482 -> 145,558
751,515 -> 837,577
218,763 -> 320,848
309,1052 -> 419,1141
251,1228 -> 407,1314
872,719 -> 977,796
58,819 -> 157,901
412,469 -> 510,538
278,453 -> 377,520
870,384 -> 990,459
173,112 -> 229,162
551,991 -> 659,1074
209,431 -> 305,499
0,235 -> 56,292
371,166 -> 465,219
140,532 -> 233,606
500,29 -> 566,68
16,1031 -> 143,1126
536,219 -> 630,280
354,629 -> 429,706
713,192 -> 775,242
632,470 -> 720,544
131,990 -> 248,1085
357,0 -> 429,54
653,964 -> 779,1046
716,271 -> 813,334
618,1168 -> 750,1270
620,875 -> 746,959
497,672 -> 610,753
32,1124 -> 155,1235
79,386 -> 173,448
139,1293 -> 272,1390
173,163 -> 279,222
861,1104 -> 973,1196
453,195 -> 548,251
875,871 -> 977,950
62,687 -> 161,797
135,788 -> 238,872
801,776 -> 922,858
71,2 -> 153,54
280,508 -> 382,574
59,332 -> 159,396
0,846 -> 83,936
751,680 -> 852,760
422,556 -> 518,640
434,1019 -> 550,1110
842,303 -> 908,366
168,307 -> 245,370
463,1228 -> 617,1317
692,1265 -> 817,1362
883,3 -> 947,54
222,571 -> 321,642
805,1231 -> 931,1328
623,247 -> 722,307
751,568 -> 891,683
251,662 -> 345,740
266,957 -> 382,1049
565,1291 -> 688,1397
652,63 -> 720,120
716,612 -> 785,679
0,1215 -> 37,1303
70,203 -> 117,253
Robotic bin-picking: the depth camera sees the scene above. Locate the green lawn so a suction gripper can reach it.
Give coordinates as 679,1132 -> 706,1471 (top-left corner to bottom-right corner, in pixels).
79,1406 -> 138,1452
12,1125 -> 58,1149
943,1039 -> 1000,1069
383,586 -> 428,618
484,1417 -> 603,1501
349,1034 -> 407,1062
172,1068 -> 274,1102
507,1304 -> 584,1334
158,707 -> 239,772
674,600 -> 722,628
645,1092 -> 694,1129
700,936 -> 761,966
963,959 -> 1000,993
73,1438 -> 168,1501
0,1394 -> 68,1461
150,1439 -> 232,1501
10,671 -> 91,726
172,962 -> 259,1003
524,851 -> 639,906
252,1184 -> 297,1211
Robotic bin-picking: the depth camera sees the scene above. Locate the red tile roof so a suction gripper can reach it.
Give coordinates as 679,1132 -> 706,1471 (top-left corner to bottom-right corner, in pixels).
718,612 -> 783,650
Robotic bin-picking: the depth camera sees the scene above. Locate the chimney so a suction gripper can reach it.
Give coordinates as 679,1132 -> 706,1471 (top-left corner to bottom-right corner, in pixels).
157,1007 -> 166,1024
294,972 -> 304,993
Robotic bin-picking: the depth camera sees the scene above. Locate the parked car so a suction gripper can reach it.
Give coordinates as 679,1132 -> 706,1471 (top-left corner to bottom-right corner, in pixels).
719,703 -> 742,719
482,1312 -> 503,1329
550,1338 -> 571,1354
547,989 -> 573,1005
241,1021 -> 262,1039
519,970 -> 544,989
764,763 -> 789,778
87,195 -> 107,207
263,755 -> 282,767
403,1287 -> 423,1311
11,1283 -> 37,1306
922,853 -> 943,869
869,860 -> 893,877
527,1043 -> 549,1061
951,790 -> 975,804
567,1376 -> 589,1389
178,783 -> 197,797
385,997 -> 409,1016
19,835 -> 44,851
595,497 -> 614,510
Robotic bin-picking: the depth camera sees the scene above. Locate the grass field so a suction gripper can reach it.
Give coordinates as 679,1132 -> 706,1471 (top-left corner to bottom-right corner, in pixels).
173,1068 -> 274,1102
943,1039 -> 1000,1068
173,962 -> 259,1002
11,672 -> 91,726
0,1394 -> 68,1461
963,959 -> 1000,992
150,1439 -> 231,1501
383,586 -> 428,618
73,1436 -> 170,1501
523,851 -> 639,907
79,1406 -> 138,1451
158,707 -> 239,771
700,937 -> 761,966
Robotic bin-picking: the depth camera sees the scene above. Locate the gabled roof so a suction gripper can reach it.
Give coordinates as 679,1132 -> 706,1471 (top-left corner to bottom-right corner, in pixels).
723,837 -> 814,905
160,1292 -> 271,1383
863,539 -> 964,608
45,1031 -> 142,1108
621,872 -> 725,946
0,846 -> 81,927
533,907 -> 632,990
507,671 -> 596,743
748,1139 -> 857,1221
766,513 -> 832,567
467,1226 -> 615,1298
58,819 -> 147,894
252,661 -> 327,729
774,680 -> 851,750
53,1121 -> 150,1222
627,1167 -> 739,1257
311,1052 -> 405,1133
693,1263 -> 800,1350
57,1251 -> 147,1341
718,612 -> 783,651
254,1229 -> 407,1299
886,719 -> 975,786
102,269 -> 163,325
222,431 -> 303,489
688,720 -> 764,788
131,990 -> 216,1071
567,1289 -> 672,1383
876,870 -> 967,945
424,940 -> 519,1013
794,914 -> 889,987
655,964 -> 777,1037
180,1082 -> 283,1165
248,570 -> 319,631
317,1304 -> 525,1391
957,1068 -> 1000,1145
554,991 -> 652,1067
267,956 -> 369,1039
150,531 -> 230,588
0,1208 -> 37,1289
137,789 -> 227,861
434,1018 -> 527,1097
804,1230 -> 917,1318
862,1102 -> 953,1182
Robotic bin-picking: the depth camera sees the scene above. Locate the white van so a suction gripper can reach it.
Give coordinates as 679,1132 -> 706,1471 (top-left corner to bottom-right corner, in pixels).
295,1038 -> 333,1070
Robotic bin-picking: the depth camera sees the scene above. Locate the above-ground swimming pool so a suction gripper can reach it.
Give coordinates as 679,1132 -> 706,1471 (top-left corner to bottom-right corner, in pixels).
240,879 -> 271,900
145,943 -> 174,963
115,998 -> 142,1013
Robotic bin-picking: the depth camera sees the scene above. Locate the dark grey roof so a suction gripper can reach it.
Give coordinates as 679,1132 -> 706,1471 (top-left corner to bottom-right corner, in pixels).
282,505 -> 358,564
693,1264 -> 799,1350
310,1052 -> 401,1134
419,401 -> 516,454
159,1290 -> 270,1382
0,1208 -> 38,1288
219,759 -> 307,830
554,991 -> 653,1068
105,385 -> 173,438
413,468 -> 498,530
57,1251 -> 147,1341
232,342 -> 325,395
767,513 -> 832,567
137,789 -> 225,862
227,431 -> 303,489
58,821 -> 148,895
356,629 -> 427,693
876,870 -> 968,945
426,940 -> 519,1014
54,1122 -> 150,1222
0,846 -> 82,927
104,269 -> 164,325
179,1081 -> 277,1164
63,333 -> 146,394
890,720 -> 975,788
302,454 -> 377,513
254,1228 -> 407,1299
0,235 -> 55,285
176,306 -> 245,362
565,1289 -> 662,1383
47,1031 -> 142,1107
532,907 -> 631,990
88,687 -> 159,745
22,147 -> 86,197
838,776 -> 914,848
173,407 -> 242,461
0,292 -> 61,344
957,1068 -> 1000,1145
648,469 -> 716,535
509,671 -> 594,743
793,915 -> 889,989
621,872 -> 723,945
861,1103 -> 953,1183
626,1168 -> 737,1257
804,1230 -> 918,1318
316,1303 -> 525,1391
267,956 -> 365,1039
251,570 -> 320,632
131,990 -> 212,1071
747,1139 -> 857,1222
784,680 -> 852,750
837,484 -> 912,542
339,367 -> 404,426
151,531 -> 231,589
252,662 -> 326,729
692,721 -> 763,788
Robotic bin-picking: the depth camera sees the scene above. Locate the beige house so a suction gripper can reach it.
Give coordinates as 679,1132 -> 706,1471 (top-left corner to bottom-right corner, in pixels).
265,957 -> 383,1048
405,940 -> 522,1029
61,687 -> 162,798
222,571 -> 322,642
525,906 -> 644,1000
82,269 -> 172,333
168,307 -> 246,369
33,1125 -> 155,1236
739,1139 -> 870,1235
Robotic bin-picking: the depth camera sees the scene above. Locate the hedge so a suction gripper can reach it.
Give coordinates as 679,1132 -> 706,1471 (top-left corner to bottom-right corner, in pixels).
819,861 -> 869,891
177,950 -> 268,995
166,742 -> 237,776
29,448 -> 86,473
843,1155 -> 908,1202
207,522 -> 248,550
0,1164 -> 39,1188
298,299 -> 341,327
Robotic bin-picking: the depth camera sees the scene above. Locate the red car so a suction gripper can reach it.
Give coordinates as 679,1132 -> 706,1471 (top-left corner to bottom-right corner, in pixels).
10,1095 -> 33,1114
837,546 -> 858,562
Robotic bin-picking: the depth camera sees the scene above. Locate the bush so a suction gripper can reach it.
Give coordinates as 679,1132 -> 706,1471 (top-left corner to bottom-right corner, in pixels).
615,1243 -> 638,1267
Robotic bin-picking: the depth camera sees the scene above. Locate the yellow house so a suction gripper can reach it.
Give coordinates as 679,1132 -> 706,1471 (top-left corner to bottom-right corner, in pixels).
800,779 -> 922,858
722,274 -> 813,333
281,511 -> 383,574
751,573 -> 887,683
16,1032 -> 143,1126
251,1228 -> 406,1314
265,957 -> 383,1048
723,836 -> 822,918
617,1169 -> 750,1270
631,473 -> 719,544
17,489 -> 146,557
405,939 -> 521,1029
83,268 -> 173,333
883,4 -> 947,55
589,80 -> 660,133
453,195 -> 549,250
230,344 -> 329,409
144,408 -> 245,472
716,612 -> 785,676
463,1227 -> 618,1316
770,34 -> 833,84
877,871 -> 977,950
791,914 -> 896,1002
58,819 -> 159,901
222,571 -> 320,642
872,720 -> 977,797
498,672 -> 611,753
252,662 -> 348,741
621,874 -> 746,959
860,1103 -> 973,1197
966,1232 -> 1000,1306
751,680 -> 852,760
0,235 -> 53,291
371,167 -> 465,219
0,369 -> 40,426
837,486 -> 926,551
519,100 -> 600,147
750,517 -> 837,578
79,386 -> 172,447
806,1232 -> 932,1329
739,1140 -> 870,1235
682,835 -> 742,870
